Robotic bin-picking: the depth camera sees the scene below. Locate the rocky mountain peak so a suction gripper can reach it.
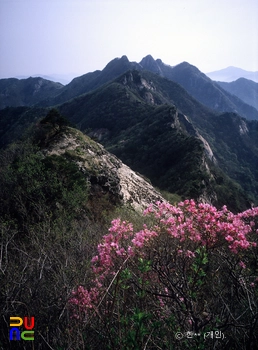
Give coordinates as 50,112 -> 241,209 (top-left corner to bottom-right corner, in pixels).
120,55 -> 129,62
140,55 -> 164,76
43,127 -> 166,212
103,55 -> 129,70
139,54 -> 155,65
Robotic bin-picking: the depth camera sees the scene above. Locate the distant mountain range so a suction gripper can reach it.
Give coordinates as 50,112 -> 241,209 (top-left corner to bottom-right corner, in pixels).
206,66 -> 258,83
1,55 -> 258,121
14,73 -> 76,85
1,55 -> 258,211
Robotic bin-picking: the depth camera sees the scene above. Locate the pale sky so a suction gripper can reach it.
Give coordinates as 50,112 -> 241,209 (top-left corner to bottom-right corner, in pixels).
0,0 -> 258,80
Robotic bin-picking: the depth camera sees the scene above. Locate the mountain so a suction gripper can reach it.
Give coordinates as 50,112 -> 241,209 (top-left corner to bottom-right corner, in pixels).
217,78 -> 258,111
0,77 -> 63,109
1,56 -> 258,210
57,70 -> 254,211
2,55 -> 258,121
37,55 -> 142,107
0,56 -> 141,109
206,66 -> 258,83
1,67 -> 257,210
139,56 -> 258,120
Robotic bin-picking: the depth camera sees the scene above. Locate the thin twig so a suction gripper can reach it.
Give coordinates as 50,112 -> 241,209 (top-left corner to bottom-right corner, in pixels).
38,332 -> 55,350
88,255 -> 131,323
143,328 -> 154,350
96,256 -> 130,310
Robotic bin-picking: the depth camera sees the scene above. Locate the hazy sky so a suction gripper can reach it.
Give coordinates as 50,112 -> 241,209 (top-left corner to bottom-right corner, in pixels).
1,0 -> 258,79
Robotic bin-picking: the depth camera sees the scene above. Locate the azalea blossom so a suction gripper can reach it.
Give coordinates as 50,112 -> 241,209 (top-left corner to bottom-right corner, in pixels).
69,199 -> 258,319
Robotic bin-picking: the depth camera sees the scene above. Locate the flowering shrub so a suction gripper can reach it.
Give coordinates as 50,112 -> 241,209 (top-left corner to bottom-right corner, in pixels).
69,200 -> 258,349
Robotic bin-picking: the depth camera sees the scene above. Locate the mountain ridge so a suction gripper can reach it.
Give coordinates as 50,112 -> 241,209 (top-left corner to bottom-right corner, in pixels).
56,70 -> 254,210
1,55 -> 258,121
139,57 -> 258,120
1,56 -> 258,210
41,124 -> 166,212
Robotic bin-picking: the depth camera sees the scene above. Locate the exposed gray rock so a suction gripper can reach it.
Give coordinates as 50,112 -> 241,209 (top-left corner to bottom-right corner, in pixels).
44,128 -> 165,212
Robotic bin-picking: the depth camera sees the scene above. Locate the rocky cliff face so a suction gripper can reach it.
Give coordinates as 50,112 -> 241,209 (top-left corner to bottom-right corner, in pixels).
43,127 -> 165,212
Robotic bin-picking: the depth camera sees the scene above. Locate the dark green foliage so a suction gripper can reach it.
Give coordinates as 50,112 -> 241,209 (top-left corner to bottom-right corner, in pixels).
0,136 -> 88,230
35,108 -> 74,146
59,81 -> 154,136
40,108 -> 72,128
0,138 -> 89,348
0,125 -> 117,349
108,105 -> 206,198
0,106 -> 47,148
206,162 -> 251,212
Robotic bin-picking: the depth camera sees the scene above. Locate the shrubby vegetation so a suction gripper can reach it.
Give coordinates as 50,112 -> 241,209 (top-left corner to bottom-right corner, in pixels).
0,126 -> 91,349
0,106 -> 47,148
0,110 -> 150,349
69,200 -> 258,349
